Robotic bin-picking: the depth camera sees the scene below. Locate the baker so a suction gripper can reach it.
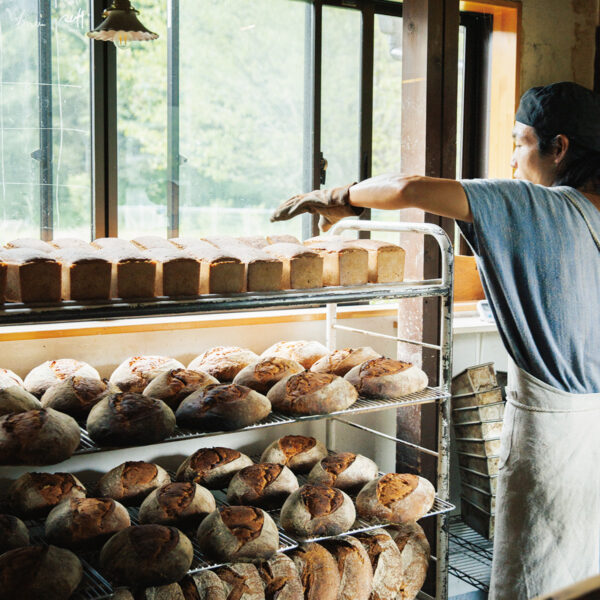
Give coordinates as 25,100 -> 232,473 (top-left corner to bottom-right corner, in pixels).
271,81 -> 600,600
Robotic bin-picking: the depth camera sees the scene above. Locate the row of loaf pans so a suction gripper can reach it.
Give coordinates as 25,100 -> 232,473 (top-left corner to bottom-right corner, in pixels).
451,363 -> 498,397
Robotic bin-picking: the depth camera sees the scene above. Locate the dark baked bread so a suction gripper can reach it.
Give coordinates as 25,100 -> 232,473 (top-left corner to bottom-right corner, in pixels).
139,482 -> 216,527
344,358 -> 428,398
100,525 -> 193,587
45,497 -> 130,548
86,392 -> 176,446
41,376 -> 115,418
259,435 -> 327,473
0,408 -> 80,465
112,584 -> 187,600
310,347 -> 381,376
96,461 -> 171,506
7,471 -> 86,518
0,514 -> 29,554
267,372 -> 358,416
0,545 -> 83,600
180,571 -> 227,600
260,341 -> 328,370
280,484 -> 356,538
188,347 -> 260,382
320,536 -> 373,600
355,473 -> 435,523
110,356 -> 186,393
307,452 -> 379,492
175,447 -> 253,489
233,357 -> 304,395
24,359 -> 100,397
226,463 -> 299,509
175,384 -> 270,431
256,553 -> 303,600
196,506 -> 279,561
0,385 -> 41,416
143,369 -> 219,409
288,543 -> 340,600
215,563 -> 265,600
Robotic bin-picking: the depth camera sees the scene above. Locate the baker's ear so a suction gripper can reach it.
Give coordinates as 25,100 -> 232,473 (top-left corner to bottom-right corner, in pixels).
552,134 -> 569,164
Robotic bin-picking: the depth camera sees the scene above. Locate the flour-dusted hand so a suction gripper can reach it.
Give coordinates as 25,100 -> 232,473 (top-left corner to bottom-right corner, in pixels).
270,183 -> 361,232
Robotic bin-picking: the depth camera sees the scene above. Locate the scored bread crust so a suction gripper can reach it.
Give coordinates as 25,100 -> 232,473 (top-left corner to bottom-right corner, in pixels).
41,376 -> 115,418
181,570 -> 228,600
259,341 -> 328,370
175,447 -> 253,489
0,369 -> 24,389
306,452 -> 379,492
24,359 -> 101,397
188,347 -> 260,383
288,543 -> 341,600
142,369 -> 219,409
310,347 -> 381,376
356,473 -> 435,523
233,357 -> 304,395
215,563 -> 265,600
0,386 -> 41,416
256,553 -> 304,600
259,436 -> 328,474
109,356 -> 185,393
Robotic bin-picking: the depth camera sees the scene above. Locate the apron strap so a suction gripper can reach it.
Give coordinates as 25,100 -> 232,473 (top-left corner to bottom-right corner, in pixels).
563,190 -> 600,253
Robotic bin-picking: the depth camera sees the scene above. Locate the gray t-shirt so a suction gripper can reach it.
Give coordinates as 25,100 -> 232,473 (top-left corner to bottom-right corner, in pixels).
458,179 -> 600,393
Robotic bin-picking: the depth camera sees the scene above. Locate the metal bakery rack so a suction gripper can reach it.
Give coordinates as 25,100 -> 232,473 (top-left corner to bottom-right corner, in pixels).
0,221 -> 455,600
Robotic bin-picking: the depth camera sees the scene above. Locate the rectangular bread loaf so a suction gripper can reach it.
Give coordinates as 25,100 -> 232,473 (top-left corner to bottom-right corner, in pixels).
143,247 -> 200,297
91,237 -> 137,252
131,236 -> 175,250
0,248 -> 61,303
95,246 -> 157,299
266,234 -> 301,245
5,238 -> 54,253
50,238 -> 92,250
303,238 -> 368,286
346,239 -> 406,283
51,248 -> 112,301
238,234 -> 301,249
263,243 -> 323,289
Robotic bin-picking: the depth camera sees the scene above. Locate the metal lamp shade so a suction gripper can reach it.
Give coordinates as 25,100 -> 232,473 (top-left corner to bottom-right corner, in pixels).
87,0 -> 158,44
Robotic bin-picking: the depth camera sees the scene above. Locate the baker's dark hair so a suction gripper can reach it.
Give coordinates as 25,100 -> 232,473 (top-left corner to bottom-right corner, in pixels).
536,131 -> 600,191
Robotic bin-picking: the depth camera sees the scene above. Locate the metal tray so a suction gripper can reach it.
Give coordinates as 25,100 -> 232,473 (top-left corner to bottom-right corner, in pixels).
452,401 -> 505,424
461,482 -> 496,513
459,467 -> 498,495
461,497 -> 495,540
457,452 -> 500,476
455,437 -> 501,457
452,363 -> 498,397
452,387 -> 503,409
453,420 -> 503,440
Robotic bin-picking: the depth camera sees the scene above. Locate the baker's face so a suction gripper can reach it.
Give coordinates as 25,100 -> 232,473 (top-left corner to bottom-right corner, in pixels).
510,122 -> 556,185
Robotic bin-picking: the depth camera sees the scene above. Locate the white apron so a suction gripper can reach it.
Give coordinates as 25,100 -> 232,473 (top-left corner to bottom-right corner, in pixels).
489,359 -> 600,600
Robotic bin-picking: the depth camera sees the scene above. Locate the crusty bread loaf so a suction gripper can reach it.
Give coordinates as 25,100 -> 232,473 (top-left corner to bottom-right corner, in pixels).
175,384 -> 271,431
180,570 -> 227,600
0,515 -> 29,554
256,553 -> 303,600
226,463 -> 299,509
302,238 -> 369,286
7,472 -> 86,518
310,347 -> 381,376
100,525 -> 193,587
0,368 -> 24,388
196,506 -> 279,561
143,247 -> 200,297
280,483 -> 356,538
139,482 -> 216,527
307,452 -> 379,492
143,369 -> 219,410
41,376 -> 114,419
51,248 -> 112,300
188,347 -> 259,383
267,371 -> 358,416
86,392 -> 176,447
97,461 -> 171,506
0,408 -> 80,466
24,358 -> 101,398
0,385 -> 41,416
233,357 -> 304,395
110,356 -> 186,393
0,544 -> 83,600
320,536 -> 373,600
260,435 -> 327,474
215,563 -> 265,600
262,243 -> 323,289
4,238 -> 54,252
260,341 -> 328,370
112,584 -> 187,600
356,473 -> 435,523
45,497 -> 131,548
175,447 -> 253,489
354,529 -> 403,600
387,522 -> 430,600
346,239 -> 406,284
288,543 -> 340,600
344,358 -> 428,398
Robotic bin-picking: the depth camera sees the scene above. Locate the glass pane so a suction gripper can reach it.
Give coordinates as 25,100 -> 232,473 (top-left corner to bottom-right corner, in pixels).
456,24 -> 466,179
178,0 -> 306,240
117,0 -> 167,238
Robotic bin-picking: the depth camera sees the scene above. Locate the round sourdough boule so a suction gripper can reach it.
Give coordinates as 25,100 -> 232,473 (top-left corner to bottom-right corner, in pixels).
288,543 -> 340,600
310,347 -> 381,376
196,506 -> 279,562
24,359 -> 101,398
0,514 -> 29,553
143,369 -> 219,410
215,563 -> 265,600
45,497 -> 131,549
175,447 -> 253,489
386,522 -> 430,600
320,536 -> 373,600
86,392 -> 176,446
307,452 -> 379,492
0,408 -> 80,466
96,461 -> 172,506
7,472 -> 86,518
139,482 -> 216,527
0,386 -> 41,416
0,544 -> 83,600
175,384 -> 271,431
256,553 -> 303,600
259,435 -> 327,474
356,473 -> 435,524
41,376 -> 116,419
354,529 -> 403,600
267,372 -> 358,416
233,356 -> 305,395
188,347 -> 260,383
0,368 -> 24,389
226,463 -> 299,509
280,484 -> 356,538
110,356 -> 186,393
260,341 -> 328,370
180,570 -> 227,600
100,524 -> 193,587
112,585 -> 187,600
344,358 -> 428,398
